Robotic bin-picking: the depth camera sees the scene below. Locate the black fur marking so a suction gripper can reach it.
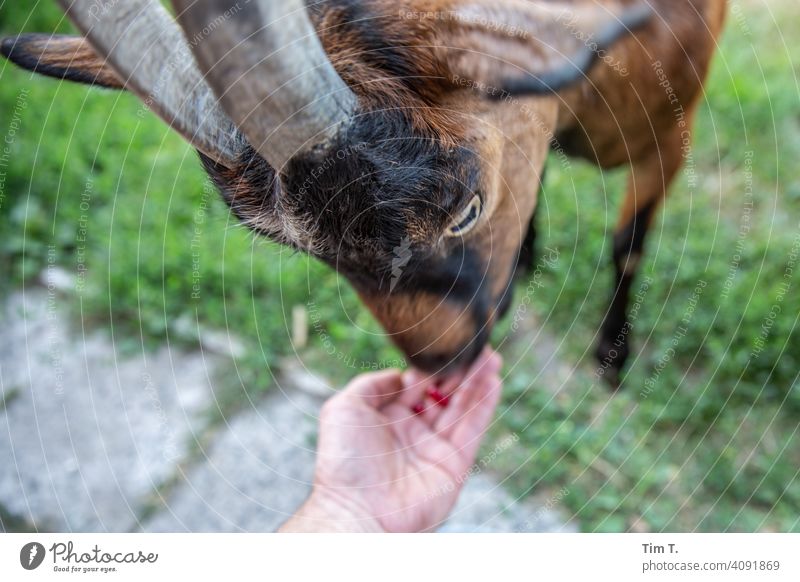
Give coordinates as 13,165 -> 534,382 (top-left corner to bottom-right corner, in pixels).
201,105 -> 485,297
283,108 -> 481,278
1,34 -> 121,89
491,4 -> 654,97
553,126 -> 598,162
514,164 -> 547,278
613,200 -> 656,267
596,199 -> 658,387
402,245 -> 494,374
198,147 -> 281,236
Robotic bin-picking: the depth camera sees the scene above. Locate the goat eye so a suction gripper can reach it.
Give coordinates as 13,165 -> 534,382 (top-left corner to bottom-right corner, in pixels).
445,195 -> 482,238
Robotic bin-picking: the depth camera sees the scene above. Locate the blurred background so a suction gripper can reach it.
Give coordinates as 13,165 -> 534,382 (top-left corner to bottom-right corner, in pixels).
1,0 -> 798,532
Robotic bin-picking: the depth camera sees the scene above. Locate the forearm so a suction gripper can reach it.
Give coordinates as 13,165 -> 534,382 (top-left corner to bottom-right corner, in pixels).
279,490 -> 384,533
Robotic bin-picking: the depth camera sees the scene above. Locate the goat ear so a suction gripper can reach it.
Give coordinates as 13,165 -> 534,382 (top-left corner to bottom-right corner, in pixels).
437,1 -> 652,96
1,34 -> 124,89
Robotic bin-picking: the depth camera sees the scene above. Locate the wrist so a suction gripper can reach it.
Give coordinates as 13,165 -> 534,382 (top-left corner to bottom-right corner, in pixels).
279,488 -> 384,533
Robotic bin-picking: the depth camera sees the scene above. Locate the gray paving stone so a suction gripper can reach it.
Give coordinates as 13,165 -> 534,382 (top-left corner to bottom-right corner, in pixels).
0,289 -> 220,532
442,474 -> 578,532
141,389 -> 321,532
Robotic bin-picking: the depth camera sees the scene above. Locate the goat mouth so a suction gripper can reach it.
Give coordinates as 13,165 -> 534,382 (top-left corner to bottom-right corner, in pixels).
407,332 -> 488,378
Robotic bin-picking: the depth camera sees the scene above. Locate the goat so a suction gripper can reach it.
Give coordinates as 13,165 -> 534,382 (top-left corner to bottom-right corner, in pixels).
1,0 -> 726,384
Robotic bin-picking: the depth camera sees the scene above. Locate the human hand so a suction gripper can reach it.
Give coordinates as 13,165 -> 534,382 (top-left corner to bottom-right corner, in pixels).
280,348 -> 503,532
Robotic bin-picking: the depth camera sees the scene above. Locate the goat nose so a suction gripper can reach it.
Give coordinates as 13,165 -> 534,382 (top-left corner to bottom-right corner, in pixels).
409,351 -> 455,374
408,336 -> 487,376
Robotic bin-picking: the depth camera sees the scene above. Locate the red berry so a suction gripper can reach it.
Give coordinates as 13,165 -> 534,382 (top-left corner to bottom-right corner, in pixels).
427,387 -> 444,400
427,387 -> 450,407
411,403 -> 425,415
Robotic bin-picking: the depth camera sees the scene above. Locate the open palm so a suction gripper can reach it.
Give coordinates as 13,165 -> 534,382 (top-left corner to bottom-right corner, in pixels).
282,349 -> 503,532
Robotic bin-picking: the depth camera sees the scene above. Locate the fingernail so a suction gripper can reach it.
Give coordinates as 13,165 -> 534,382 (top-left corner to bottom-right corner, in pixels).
411,402 -> 425,415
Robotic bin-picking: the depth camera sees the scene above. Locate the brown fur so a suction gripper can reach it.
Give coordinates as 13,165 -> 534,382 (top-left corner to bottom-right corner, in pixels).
312,0 -> 727,373
2,0 -> 727,376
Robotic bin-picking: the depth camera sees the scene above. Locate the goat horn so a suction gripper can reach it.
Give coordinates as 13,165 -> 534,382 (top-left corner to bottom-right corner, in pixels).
171,0 -> 358,171
57,0 -> 244,166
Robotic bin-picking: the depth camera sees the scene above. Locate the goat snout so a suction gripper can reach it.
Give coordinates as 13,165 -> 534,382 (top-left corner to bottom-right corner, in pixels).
407,328 -> 489,377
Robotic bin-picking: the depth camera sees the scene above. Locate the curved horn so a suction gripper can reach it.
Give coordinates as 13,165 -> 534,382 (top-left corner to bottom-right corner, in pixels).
57,0 -> 243,166
171,0 -> 358,170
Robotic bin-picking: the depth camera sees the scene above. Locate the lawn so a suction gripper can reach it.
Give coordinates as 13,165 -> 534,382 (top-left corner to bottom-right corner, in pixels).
1,1 -> 798,532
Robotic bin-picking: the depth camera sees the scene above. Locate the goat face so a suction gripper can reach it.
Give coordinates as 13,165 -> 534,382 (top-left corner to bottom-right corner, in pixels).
202,102 -> 543,375
1,0 -> 651,375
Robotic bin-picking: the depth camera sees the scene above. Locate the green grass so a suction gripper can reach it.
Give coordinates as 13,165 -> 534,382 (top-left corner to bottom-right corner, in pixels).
2,1 -> 799,532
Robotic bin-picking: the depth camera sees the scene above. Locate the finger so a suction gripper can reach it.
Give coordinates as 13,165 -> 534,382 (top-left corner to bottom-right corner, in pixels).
411,397 -> 443,428
398,368 -> 437,408
438,373 -> 502,464
399,366 -> 468,424
422,349 -> 498,416
341,369 -> 405,408
444,348 -> 502,402
434,363 -> 501,436
399,346 -> 498,409
434,353 -> 503,438
467,348 -> 503,381
397,374 -> 444,427
439,347 -> 499,397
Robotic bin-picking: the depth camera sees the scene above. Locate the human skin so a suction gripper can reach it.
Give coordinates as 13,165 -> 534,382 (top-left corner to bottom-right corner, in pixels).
280,348 -> 503,533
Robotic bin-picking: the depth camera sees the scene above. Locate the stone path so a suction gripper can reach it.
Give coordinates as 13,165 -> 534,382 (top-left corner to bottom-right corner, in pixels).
0,283 -> 576,533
